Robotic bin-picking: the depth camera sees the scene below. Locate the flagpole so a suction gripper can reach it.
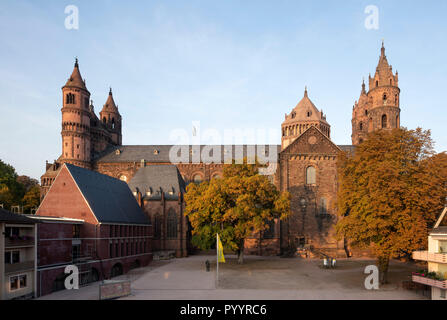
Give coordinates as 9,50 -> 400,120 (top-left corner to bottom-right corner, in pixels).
216,233 -> 219,289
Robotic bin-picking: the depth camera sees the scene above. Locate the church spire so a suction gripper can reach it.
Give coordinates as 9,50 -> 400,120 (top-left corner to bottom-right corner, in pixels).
63,58 -> 88,92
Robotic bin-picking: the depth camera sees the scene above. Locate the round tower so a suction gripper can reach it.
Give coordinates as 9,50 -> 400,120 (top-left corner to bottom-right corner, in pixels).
352,42 -> 400,145
99,88 -> 122,145
281,88 -> 330,150
60,58 -> 92,168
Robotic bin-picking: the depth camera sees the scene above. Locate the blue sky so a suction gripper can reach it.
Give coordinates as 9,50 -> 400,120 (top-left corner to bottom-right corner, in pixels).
0,0 -> 446,179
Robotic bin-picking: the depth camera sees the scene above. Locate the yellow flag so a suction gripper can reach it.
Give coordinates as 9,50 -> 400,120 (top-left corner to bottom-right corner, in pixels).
217,233 -> 225,263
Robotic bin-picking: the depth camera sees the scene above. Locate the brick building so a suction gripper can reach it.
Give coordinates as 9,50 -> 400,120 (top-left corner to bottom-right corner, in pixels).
35,163 -> 152,297
40,43 -> 401,257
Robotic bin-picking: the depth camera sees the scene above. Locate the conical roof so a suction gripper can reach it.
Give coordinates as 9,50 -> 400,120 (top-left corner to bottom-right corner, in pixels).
63,58 -> 88,91
375,42 -> 394,78
101,88 -> 119,113
284,88 -> 328,124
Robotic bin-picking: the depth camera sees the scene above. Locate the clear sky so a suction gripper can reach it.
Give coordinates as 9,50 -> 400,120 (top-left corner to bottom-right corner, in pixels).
1,0 -> 446,180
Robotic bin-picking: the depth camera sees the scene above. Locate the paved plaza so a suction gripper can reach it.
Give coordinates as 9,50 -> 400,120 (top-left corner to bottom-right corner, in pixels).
37,255 -> 427,300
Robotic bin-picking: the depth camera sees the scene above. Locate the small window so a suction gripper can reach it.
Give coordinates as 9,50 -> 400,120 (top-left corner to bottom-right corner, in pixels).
359,122 -> 363,131
376,80 -> 378,87
365,110 -> 368,116
320,198 -> 328,215
10,276 -> 19,291
193,174 -> 203,184
381,114 -> 387,128
307,111 -> 312,117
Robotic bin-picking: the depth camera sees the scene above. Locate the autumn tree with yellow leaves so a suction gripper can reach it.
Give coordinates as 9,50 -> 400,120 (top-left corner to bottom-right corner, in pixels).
336,128 -> 447,284
184,161 -> 291,264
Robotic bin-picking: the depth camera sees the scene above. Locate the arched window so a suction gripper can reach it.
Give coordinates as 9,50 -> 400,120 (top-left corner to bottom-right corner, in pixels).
376,80 -> 378,87
320,198 -> 328,215
381,114 -> 387,128
167,209 -> 177,239
365,109 -> 368,116
211,173 -> 221,180
193,174 -> 203,184
383,93 -> 387,101
359,122 -> 363,131
306,166 -> 316,185
112,118 -> 115,129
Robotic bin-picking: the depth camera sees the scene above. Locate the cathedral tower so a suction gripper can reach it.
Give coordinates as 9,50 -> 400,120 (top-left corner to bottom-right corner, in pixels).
281,88 -> 330,150
60,59 -> 92,168
352,42 -> 401,145
99,88 -> 122,145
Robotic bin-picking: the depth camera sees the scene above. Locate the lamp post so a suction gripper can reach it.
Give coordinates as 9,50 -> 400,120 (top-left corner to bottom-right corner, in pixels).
300,198 -> 307,241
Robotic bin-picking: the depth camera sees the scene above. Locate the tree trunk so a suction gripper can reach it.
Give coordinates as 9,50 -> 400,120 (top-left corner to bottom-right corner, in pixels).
378,255 -> 390,284
237,239 -> 245,264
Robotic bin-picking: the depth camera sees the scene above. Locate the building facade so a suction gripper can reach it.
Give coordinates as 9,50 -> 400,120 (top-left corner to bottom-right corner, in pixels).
41,43 -> 401,257
412,204 -> 447,300
0,208 -> 37,300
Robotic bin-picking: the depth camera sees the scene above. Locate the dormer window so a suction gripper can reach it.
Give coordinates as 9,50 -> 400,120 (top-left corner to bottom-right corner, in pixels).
153,149 -> 159,155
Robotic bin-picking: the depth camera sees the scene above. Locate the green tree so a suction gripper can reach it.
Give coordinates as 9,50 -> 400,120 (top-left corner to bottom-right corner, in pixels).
184,161 -> 291,263
336,128 -> 447,284
0,159 -> 24,209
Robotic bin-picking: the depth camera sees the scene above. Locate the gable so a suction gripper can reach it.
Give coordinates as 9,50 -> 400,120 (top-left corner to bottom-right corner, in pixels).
281,126 -> 341,155
36,166 -> 97,224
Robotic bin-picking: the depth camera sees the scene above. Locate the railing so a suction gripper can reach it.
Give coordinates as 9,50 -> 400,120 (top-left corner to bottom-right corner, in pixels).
5,237 -> 35,248
4,261 -> 35,274
412,251 -> 447,264
412,274 -> 447,289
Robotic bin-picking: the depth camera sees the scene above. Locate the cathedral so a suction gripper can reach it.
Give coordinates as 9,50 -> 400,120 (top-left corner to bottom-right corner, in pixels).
41,43 -> 401,257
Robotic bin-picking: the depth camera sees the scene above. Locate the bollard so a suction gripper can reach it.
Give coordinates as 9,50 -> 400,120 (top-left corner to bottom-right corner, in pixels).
205,260 -> 210,272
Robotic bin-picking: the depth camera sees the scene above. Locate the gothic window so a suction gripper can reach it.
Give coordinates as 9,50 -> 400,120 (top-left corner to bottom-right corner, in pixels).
376,80 -> 378,87
381,114 -> 387,128
306,166 -> 316,185
365,109 -> 368,116
359,122 -> 363,131
167,209 -> 177,239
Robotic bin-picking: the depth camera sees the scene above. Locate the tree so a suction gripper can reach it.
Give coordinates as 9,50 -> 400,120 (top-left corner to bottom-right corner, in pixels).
184,161 -> 291,264
22,186 -> 41,214
17,175 -> 39,193
0,159 -> 24,209
336,128 -> 447,284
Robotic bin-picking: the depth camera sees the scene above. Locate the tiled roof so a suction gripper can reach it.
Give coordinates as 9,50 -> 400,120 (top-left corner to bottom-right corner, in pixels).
65,163 -> 149,225
95,145 -> 281,164
95,144 -> 353,164
128,165 -> 186,200
0,208 -> 36,224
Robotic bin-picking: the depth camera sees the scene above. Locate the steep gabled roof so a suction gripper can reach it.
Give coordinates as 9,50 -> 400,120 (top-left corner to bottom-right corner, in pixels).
65,163 -> 149,225
128,165 -> 186,200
